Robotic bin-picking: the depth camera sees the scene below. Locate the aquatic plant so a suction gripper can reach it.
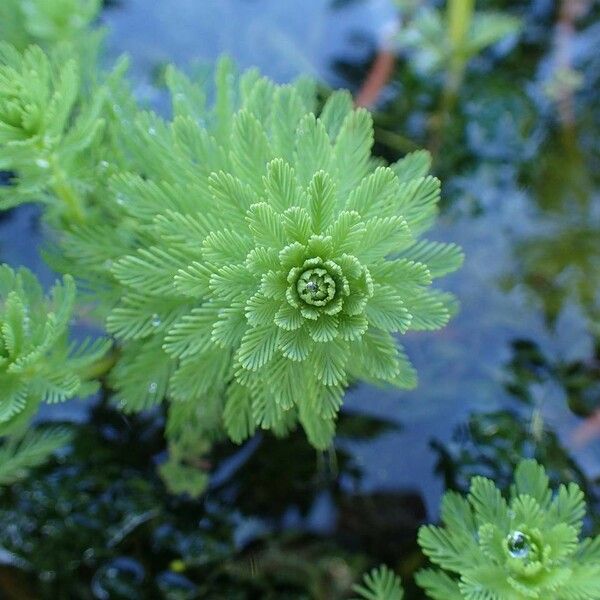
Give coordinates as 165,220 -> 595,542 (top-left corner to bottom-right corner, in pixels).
0,425 -> 72,485
103,61 -> 463,449
0,265 -> 109,435
0,0 -> 101,51
416,459 -> 600,599
0,1 -> 599,598
395,0 -> 521,150
0,32 -> 463,493
0,42 -> 105,221
396,0 -> 521,86
0,0 -> 464,459
353,565 -> 404,600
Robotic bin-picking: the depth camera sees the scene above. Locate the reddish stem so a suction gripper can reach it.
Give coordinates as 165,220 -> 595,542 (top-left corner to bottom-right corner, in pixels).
355,49 -> 397,108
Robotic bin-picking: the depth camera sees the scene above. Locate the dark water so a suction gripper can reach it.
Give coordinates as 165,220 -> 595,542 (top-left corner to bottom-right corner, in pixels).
1,0 -> 599,597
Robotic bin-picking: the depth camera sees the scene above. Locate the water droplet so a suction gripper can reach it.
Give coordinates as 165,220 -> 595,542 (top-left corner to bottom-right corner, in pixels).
151,314 -> 161,327
148,382 -> 158,394
116,193 -> 126,206
148,127 -> 157,136
99,160 -> 109,170
507,531 -> 530,558
36,158 -> 50,169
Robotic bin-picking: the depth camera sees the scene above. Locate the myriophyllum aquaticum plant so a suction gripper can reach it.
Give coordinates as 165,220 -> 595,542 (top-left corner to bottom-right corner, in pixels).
0,265 -> 109,436
105,60 -> 464,449
0,42 -> 105,222
0,0 -> 102,52
0,32 -> 463,487
416,459 -> 600,599
0,12 -> 463,484
353,565 -> 405,600
355,460 -> 600,599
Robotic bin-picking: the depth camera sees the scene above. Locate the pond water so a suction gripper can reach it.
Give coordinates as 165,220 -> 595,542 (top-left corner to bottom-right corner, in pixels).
1,0 -> 599,597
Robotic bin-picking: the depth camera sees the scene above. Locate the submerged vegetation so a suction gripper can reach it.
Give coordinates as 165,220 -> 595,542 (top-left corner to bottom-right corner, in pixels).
0,0 -> 599,597
0,265 -> 108,434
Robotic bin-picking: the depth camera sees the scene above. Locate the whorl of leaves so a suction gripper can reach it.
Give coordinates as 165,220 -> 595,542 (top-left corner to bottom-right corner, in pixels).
353,565 -> 404,600
0,265 -> 110,435
105,58 -> 463,449
416,459 -> 600,600
395,1 -> 521,78
0,42 -> 105,216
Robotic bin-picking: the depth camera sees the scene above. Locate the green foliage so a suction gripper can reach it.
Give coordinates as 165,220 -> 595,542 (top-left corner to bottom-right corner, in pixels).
396,0 -> 521,81
0,1 -> 463,488
20,0 -> 101,44
157,399 -> 215,498
104,60 -> 463,449
0,264 -> 109,435
0,42 -> 106,221
0,0 -> 101,51
353,565 -> 404,600
416,459 -> 600,600
0,425 -> 72,485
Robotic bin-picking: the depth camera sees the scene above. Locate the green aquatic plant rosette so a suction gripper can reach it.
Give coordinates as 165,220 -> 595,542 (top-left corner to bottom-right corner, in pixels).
0,265 -> 109,434
0,42 -> 106,219
105,59 -> 464,449
417,459 -> 600,599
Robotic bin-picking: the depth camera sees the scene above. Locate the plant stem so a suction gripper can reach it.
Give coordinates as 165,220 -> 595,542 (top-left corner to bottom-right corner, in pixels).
355,49 -> 396,109
79,346 -> 119,381
375,127 -> 420,153
428,0 -> 474,155
50,157 -> 86,224
428,76 -> 460,155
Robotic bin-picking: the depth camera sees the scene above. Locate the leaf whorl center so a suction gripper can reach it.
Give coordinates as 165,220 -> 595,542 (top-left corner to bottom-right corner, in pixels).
296,267 -> 336,307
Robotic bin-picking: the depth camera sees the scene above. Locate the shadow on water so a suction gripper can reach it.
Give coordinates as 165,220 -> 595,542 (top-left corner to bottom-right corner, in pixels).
1,0 -> 599,597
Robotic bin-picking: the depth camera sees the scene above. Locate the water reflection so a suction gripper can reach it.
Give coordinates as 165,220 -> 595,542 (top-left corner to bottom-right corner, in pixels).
507,136 -> 600,333
103,0 -> 395,86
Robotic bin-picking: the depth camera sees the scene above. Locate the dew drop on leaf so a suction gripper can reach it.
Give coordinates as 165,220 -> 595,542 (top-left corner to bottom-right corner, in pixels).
151,314 -> 161,327
36,158 -> 50,169
507,531 -> 530,558
148,382 -> 158,394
